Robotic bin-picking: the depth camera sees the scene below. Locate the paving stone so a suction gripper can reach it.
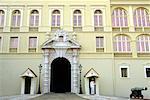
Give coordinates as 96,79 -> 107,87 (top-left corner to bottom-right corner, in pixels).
29,93 -> 87,100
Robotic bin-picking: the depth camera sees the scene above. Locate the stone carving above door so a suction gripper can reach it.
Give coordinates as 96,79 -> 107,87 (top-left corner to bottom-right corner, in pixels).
42,30 -> 80,49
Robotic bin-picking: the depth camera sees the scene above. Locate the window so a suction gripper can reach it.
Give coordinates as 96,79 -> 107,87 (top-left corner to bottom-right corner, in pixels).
0,10 -> 4,27
112,8 -> 128,27
0,37 -> 2,50
94,10 -> 103,27
120,66 -> 129,78
96,37 -> 104,48
144,66 -> 150,78
96,37 -> 104,52
29,37 -> 37,52
30,10 -> 39,27
9,37 -> 18,52
146,68 -> 150,77
11,10 -> 21,27
121,68 -> 127,77
73,10 -> 82,27
52,10 -> 60,27
137,35 -> 150,53
133,7 -> 150,27
113,35 -> 131,52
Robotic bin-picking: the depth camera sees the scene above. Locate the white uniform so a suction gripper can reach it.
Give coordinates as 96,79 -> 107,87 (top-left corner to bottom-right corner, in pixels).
90,81 -> 95,95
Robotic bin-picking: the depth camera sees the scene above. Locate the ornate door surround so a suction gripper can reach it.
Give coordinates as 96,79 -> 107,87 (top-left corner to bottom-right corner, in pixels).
41,30 -> 81,94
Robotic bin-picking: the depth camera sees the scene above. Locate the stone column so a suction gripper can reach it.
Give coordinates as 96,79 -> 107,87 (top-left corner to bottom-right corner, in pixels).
42,49 -> 50,93
72,49 -> 79,93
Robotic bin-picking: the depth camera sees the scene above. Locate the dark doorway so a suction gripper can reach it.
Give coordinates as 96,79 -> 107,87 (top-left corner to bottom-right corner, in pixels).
50,57 -> 71,93
24,77 -> 31,94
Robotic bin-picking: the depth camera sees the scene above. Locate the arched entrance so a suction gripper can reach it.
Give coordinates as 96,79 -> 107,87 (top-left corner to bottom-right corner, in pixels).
50,57 -> 71,93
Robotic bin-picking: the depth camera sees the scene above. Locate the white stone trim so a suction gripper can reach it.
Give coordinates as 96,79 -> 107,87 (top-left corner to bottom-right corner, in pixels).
0,36 -> 3,52
21,78 -> 25,94
144,65 -> 150,78
48,6 -> 63,27
119,65 -> 130,78
0,7 -> 7,27
70,6 -> 85,28
42,30 -> 80,94
27,36 -> 39,52
9,7 -> 23,28
91,6 -> 106,28
27,7 -> 42,27
20,77 -> 37,94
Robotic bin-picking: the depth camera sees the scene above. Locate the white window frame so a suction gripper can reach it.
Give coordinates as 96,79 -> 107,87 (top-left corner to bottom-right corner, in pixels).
119,65 -> 130,78
0,36 -> 2,52
144,66 -> 150,78
0,7 -> 7,27
96,36 -> 104,48
94,10 -> 103,27
9,7 -> 23,27
137,35 -> 150,53
9,36 -> 19,53
0,10 -> 5,27
70,6 -> 84,28
51,10 -> 60,27
28,36 -> 38,52
73,10 -> 82,27
114,35 -> 131,52
91,6 -> 106,29
29,10 -> 39,27
134,7 -> 150,27
112,8 -> 128,27
27,7 -> 42,27
49,6 -> 63,27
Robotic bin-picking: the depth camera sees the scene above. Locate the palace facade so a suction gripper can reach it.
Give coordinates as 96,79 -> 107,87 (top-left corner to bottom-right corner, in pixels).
0,0 -> 150,98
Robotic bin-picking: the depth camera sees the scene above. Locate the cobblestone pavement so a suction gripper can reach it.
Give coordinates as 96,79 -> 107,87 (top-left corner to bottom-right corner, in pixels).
30,93 -> 87,100
0,94 -> 41,100
78,94 -> 129,100
0,93 -> 130,100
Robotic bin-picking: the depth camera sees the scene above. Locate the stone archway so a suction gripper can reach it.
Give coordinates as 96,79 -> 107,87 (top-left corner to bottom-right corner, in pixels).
50,57 -> 71,93
42,30 -> 81,94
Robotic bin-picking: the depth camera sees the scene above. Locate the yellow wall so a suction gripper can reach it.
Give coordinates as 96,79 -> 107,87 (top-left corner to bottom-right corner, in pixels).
0,0 -> 150,98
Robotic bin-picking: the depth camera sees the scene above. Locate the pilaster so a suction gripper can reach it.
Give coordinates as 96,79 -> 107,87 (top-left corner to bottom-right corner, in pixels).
39,5 -> 50,32
131,39 -> 137,58
128,6 -> 135,32
63,5 -> 72,31
104,2 -> 112,32
20,5 -> 29,32
3,7 -> 11,32
83,5 -> 94,32
42,49 -> 50,93
72,49 -> 79,93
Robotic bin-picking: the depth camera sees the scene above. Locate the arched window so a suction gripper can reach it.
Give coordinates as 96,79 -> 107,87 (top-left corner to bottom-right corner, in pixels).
0,10 -> 4,27
52,10 -> 60,27
94,10 -> 103,27
112,8 -> 128,27
30,10 -> 39,27
11,10 -> 21,27
133,7 -> 150,27
73,10 -> 82,27
113,35 -> 131,52
137,35 -> 150,52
